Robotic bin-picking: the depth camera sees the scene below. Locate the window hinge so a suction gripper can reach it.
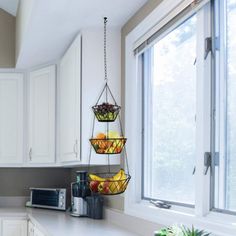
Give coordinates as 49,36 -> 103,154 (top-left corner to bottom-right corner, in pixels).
150,200 -> 171,209
204,152 -> 219,175
215,37 -> 220,51
204,37 -> 212,60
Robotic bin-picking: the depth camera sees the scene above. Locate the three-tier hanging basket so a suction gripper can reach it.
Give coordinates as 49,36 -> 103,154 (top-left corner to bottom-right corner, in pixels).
87,83 -> 131,196
87,17 -> 130,196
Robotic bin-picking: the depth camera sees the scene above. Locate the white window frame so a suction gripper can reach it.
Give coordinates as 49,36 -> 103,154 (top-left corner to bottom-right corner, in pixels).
124,0 -> 236,235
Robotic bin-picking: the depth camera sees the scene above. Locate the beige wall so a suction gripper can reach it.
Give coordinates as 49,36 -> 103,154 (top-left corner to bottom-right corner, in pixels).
0,168 -> 71,196
0,9 -> 15,68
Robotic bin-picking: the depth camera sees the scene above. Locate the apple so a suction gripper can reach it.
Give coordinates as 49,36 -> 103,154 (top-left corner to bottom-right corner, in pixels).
103,180 -> 110,194
90,180 -> 99,192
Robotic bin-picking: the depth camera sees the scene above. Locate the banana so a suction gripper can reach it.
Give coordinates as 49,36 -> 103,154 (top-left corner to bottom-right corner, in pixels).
89,174 -> 105,182
112,169 -> 124,180
109,169 -> 127,193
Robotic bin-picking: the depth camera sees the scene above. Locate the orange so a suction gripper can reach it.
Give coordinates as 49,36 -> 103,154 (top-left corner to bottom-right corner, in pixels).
96,133 -> 106,139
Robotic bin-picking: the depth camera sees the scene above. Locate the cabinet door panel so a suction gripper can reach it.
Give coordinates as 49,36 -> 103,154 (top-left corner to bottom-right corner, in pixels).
59,34 -> 81,162
2,219 -> 27,236
34,227 -> 45,236
29,65 -> 56,164
0,74 -> 23,164
28,221 -> 34,236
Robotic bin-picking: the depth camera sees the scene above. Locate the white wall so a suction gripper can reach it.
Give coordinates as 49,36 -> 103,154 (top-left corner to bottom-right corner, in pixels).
16,0 -> 33,62
81,28 -> 121,166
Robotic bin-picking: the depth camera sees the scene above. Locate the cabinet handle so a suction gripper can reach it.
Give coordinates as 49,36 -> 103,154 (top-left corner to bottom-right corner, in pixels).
29,148 -> 32,161
73,140 -> 78,158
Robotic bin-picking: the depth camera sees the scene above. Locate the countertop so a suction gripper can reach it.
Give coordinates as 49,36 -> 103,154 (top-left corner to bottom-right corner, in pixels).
0,207 -> 138,236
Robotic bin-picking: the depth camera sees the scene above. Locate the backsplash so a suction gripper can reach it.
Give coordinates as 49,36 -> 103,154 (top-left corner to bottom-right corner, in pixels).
0,168 -> 71,196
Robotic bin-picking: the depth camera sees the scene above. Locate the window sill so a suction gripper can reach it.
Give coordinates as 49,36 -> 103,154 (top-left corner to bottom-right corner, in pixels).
125,200 -> 236,236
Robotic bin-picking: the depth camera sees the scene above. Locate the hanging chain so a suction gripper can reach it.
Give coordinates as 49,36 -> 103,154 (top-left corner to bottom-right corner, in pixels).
104,17 -> 108,82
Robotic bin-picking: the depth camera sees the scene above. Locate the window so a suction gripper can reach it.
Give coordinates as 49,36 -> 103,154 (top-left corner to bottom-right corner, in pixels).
142,15 -> 197,206
214,0 -> 236,213
125,0 -> 236,233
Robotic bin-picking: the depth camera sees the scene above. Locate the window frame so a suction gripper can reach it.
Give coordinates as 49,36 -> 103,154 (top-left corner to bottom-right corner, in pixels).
211,0 -> 236,216
124,0 -> 236,234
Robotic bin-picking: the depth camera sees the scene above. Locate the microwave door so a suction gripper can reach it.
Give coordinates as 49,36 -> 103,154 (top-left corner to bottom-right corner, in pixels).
32,189 -> 59,207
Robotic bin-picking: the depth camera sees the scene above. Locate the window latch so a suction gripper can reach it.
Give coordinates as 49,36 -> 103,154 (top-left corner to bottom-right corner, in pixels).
204,37 -> 212,60
204,152 -> 219,175
150,200 -> 171,209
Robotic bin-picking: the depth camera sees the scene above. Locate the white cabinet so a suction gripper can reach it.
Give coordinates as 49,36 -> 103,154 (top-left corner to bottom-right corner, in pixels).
2,219 -> 27,236
28,221 -> 45,236
59,34 -> 81,163
33,227 -> 45,236
28,221 -> 34,236
0,73 -> 24,164
28,65 -> 56,164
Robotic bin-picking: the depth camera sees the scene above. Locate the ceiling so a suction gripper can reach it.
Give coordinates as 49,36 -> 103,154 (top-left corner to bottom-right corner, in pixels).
16,0 -> 148,68
0,0 -> 19,16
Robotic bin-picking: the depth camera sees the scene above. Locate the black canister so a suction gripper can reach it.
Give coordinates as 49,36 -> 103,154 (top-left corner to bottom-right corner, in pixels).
86,195 -> 104,219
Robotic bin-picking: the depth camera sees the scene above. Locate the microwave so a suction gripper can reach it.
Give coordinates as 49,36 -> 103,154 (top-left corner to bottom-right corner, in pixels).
30,188 -> 66,211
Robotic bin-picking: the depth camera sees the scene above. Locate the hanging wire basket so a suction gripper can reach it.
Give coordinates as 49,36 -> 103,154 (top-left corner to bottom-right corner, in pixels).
88,170 -> 131,195
87,17 -> 130,196
92,103 -> 121,122
90,137 -> 127,154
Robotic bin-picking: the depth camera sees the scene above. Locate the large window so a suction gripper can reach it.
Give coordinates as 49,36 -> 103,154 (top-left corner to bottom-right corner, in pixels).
125,0 -> 236,233
142,15 -> 197,205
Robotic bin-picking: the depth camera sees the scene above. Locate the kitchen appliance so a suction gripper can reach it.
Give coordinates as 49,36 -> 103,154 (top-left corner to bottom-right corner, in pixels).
29,188 -> 66,211
71,171 -> 91,217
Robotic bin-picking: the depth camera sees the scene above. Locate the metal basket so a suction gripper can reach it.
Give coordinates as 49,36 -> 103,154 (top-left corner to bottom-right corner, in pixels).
90,138 -> 127,154
92,104 -> 121,122
88,172 -> 131,195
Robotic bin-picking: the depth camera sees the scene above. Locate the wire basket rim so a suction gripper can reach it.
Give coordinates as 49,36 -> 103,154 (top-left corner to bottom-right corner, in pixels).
88,173 -> 131,182
90,137 -> 127,141
92,104 -> 121,109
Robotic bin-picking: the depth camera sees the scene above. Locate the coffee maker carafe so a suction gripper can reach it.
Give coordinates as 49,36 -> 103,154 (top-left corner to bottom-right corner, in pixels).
71,171 -> 90,217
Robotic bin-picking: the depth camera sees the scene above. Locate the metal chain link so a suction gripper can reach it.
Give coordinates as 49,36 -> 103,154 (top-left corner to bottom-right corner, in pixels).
104,17 -> 108,82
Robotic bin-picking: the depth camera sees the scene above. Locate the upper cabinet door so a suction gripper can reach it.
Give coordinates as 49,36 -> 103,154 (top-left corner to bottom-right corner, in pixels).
59,34 -> 81,163
0,73 -> 24,164
29,65 -> 56,164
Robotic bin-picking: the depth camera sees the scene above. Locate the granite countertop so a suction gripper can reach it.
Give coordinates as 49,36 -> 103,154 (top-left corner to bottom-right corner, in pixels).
0,207 -> 138,236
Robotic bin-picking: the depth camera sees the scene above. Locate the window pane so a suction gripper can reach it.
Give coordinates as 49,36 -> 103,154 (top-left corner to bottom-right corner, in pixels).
215,0 -> 236,212
142,15 -> 196,205
226,0 -> 236,212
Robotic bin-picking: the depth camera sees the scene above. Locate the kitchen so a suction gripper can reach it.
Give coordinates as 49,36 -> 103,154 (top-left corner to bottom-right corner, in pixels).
0,0 -> 236,236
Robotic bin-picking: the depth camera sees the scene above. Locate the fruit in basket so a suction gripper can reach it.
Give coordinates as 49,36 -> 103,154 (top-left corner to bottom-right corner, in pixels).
89,173 -> 105,182
109,169 -> 127,194
103,181 -> 111,194
107,131 -> 119,138
95,103 -> 119,115
91,131 -> 125,154
96,133 -> 106,139
97,180 -> 111,194
89,180 -> 99,192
